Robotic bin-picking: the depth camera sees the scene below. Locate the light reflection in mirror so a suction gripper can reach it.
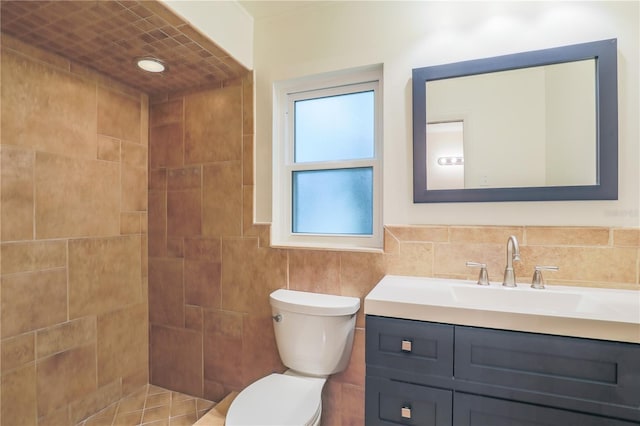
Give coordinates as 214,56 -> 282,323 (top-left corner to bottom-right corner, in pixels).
427,121 -> 465,190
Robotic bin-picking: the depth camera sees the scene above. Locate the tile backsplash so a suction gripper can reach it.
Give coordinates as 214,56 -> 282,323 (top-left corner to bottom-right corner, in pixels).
385,225 -> 639,289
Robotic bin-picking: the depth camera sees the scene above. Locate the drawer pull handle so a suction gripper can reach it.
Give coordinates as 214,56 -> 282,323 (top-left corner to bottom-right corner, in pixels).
401,339 -> 412,353
401,405 -> 412,419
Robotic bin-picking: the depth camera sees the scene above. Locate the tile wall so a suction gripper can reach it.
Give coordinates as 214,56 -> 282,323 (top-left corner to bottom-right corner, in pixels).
1,36 -> 149,425
148,69 -> 639,425
147,73 -> 281,402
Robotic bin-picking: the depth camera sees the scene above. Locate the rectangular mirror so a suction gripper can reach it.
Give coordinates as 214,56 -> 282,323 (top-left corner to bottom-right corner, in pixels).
413,39 -> 618,203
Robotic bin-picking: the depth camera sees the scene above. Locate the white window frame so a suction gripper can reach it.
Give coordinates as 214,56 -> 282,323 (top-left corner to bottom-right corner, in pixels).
272,65 -> 383,251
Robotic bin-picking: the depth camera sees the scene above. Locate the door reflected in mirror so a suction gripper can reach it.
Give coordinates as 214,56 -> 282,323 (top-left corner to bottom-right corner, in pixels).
426,121 -> 465,190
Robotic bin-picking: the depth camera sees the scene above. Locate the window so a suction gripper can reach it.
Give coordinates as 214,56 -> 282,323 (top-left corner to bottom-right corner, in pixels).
273,65 -> 383,251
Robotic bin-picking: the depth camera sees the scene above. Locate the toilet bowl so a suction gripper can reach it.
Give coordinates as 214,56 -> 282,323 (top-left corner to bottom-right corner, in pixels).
225,289 -> 360,426
225,372 -> 325,426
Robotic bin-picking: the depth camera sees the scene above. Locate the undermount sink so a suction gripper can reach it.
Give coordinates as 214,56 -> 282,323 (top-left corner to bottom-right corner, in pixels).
364,275 -> 640,343
451,285 -> 584,314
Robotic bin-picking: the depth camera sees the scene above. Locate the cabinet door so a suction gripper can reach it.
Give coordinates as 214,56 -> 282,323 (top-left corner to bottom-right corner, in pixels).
455,326 -> 640,408
366,376 -> 452,426
366,315 -> 454,385
453,393 -> 638,426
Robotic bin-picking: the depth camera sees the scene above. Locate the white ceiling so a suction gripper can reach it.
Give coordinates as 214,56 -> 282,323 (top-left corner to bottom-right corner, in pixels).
238,1 -> 327,20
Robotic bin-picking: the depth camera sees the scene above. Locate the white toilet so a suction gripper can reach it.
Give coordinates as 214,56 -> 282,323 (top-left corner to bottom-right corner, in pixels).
225,289 -> 360,426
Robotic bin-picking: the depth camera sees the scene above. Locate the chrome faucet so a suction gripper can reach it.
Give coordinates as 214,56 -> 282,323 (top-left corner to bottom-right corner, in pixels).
502,235 -> 521,287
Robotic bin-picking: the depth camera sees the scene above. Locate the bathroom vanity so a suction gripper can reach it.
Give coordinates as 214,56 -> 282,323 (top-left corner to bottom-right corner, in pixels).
364,276 -> 640,425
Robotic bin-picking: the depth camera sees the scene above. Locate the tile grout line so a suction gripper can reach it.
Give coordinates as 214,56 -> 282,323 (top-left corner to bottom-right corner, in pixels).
79,384 -> 214,426
140,383 -> 150,426
110,396 -> 120,426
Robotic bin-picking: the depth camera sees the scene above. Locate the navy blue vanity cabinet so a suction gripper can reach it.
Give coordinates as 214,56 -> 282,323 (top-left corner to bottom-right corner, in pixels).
365,315 -> 454,425
454,393 -> 638,426
365,315 -> 640,426
366,376 -> 452,425
365,315 -> 454,386
454,325 -> 640,422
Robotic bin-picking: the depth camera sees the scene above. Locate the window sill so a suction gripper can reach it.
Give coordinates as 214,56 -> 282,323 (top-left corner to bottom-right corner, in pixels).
270,241 -> 384,254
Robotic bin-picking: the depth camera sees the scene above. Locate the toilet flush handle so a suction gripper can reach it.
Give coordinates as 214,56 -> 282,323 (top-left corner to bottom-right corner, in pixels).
272,313 -> 282,322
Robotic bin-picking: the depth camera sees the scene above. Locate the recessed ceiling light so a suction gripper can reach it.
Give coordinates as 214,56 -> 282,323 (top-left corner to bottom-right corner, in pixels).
136,57 -> 166,73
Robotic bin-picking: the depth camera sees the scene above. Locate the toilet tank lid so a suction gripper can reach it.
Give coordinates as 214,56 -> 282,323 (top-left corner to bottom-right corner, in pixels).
270,289 -> 360,316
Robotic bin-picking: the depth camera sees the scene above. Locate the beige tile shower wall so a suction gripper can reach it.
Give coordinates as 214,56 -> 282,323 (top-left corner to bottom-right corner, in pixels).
147,66 -> 639,425
0,36 -> 149,426
147,74 -> 278,403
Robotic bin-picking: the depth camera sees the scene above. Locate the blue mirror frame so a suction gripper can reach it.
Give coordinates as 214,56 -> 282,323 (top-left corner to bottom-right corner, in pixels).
413,38 -> 618,203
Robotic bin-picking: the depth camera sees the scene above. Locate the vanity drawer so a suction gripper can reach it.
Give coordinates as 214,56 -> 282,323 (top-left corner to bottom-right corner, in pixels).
455,326 -> 640,409
366,376 -> 453,426
453,393 -> 638,426
366,315 -> 454,381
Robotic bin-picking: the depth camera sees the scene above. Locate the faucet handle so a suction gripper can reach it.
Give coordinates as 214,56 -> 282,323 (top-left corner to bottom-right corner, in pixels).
531,265 -> 559,289
466,261 -> 490,286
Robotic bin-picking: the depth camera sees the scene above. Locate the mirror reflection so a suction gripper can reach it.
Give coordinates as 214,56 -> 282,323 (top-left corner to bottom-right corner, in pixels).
426,60 -> 596,190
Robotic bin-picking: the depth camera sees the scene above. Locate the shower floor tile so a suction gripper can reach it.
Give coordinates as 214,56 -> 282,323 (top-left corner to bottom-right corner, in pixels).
76,384 -> 215,426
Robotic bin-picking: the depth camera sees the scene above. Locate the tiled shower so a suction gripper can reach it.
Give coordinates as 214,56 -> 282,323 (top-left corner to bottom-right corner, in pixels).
1,35 -> 149,425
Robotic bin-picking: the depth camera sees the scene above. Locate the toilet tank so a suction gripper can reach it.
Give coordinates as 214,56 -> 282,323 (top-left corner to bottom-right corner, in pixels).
270,289 -> 360,376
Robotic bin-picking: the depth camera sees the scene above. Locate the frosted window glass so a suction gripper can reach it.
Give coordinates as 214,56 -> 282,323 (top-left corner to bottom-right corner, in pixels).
292,168 -> 373,235
294,91 -> 374,162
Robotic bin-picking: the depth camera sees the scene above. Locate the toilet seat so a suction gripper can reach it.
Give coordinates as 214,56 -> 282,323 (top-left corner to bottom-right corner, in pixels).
225,373 -> 325,426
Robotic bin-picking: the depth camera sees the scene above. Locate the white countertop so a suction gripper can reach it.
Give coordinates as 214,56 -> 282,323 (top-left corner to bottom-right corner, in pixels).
365,275 -> 640,343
